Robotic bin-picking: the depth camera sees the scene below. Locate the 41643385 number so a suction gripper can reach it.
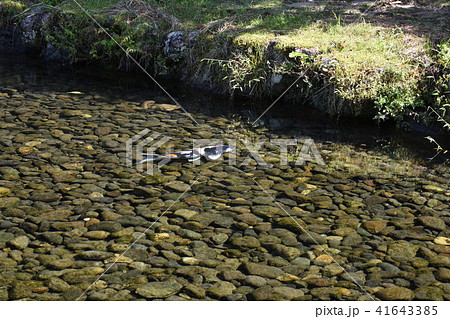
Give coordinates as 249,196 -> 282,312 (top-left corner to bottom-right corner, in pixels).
376,305 -> 438,316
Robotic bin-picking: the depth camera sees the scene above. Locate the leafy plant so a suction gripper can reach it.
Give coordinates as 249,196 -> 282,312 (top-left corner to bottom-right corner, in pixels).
425,38 -> 450,161
202,46 -> 269,97
0,0 -> 26,25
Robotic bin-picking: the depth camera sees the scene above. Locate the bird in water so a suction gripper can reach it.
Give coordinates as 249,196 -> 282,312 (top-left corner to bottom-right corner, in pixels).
139,144 -> 235,163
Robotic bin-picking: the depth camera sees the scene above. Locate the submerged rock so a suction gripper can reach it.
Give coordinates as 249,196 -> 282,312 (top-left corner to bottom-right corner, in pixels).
136,279 -> 183,299
376,287 -> 414,301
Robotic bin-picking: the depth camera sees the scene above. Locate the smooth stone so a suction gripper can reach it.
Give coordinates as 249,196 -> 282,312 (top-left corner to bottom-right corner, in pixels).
252,206 -> 280,218
136,279 -> 182,299
364,195 -> 387,206
39,209 -> 73,221
276,273 -> 300,282
0,256 -> 18,268
277,217 -> 308,233
245,275 -> 267,287
50,258 -> 75,270
140,174 -> 168,185
206,281 -> 236,299
379,262 -> 401,275
51,171 -> 77,183
0,187 -> 11,197
84,231 -> 110,240
9,235 -> 30,250
77,251 -> 113,260
0,220 -> 17,229
41,232 -> 64,245
387,241 -> 418,262
212,233 -> 228,245
112,227 -> 134,238
182,257 -> 199,265
315,254 -> 333,264
165,181 -> 190,192
10,281 -> 41,300
414,196 -> 427,205
89,221 -> 122,232
332,227 -> 356,236
298,232 -> 327,245
414,286 -> 444,301
63,287 -> 84,301
30,191 -> 62,202
252,196 -> 276,205
148,256 -> 168,267
341,233 -> 362,246
411,258 -> 429,268
323,264 -> 344,276
193,246 -> 217,260
96,127 -> 111,136
235,213 -> 260,225
341,271 -> 366,285
149,103 -> 181,111
427,199 -> 441,208
221,269 -> 246,281
100,211 -> 122,221
0,167 -> 19,180
0,232 -> 14,242
268,256 -> 290,267
48,277 -> 70,292
422,185 -> 445,193
174,209 -> 198,220
231,236 -> 261,249
0,197 -> 20,208
114,216 -> 143,227
271,244 -> 301,261
183,284 -> 206,299
364,220 -> 387,234
429,255 -> 450,267
308,196 -> 333,208
259,234 -> 282,246
249,286 -> 285,301
414,270 -> 436,287
434,237 -> 450,245
418,216 -> 446,231
177,229 -> 202,240
52,221 -> 85,231
376,287 -> 414,301
291,257 -> 311,268
272,286 -> 304,300
336,216 -> 360,228
437,268 -> 450,281
230,206 -> 251,214
134,186 -> 161,197
242,262 -> 284,279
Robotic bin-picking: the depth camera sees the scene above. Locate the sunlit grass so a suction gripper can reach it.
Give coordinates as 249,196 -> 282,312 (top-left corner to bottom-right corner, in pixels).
234,20 -> 424,105
8,0 -> 435,118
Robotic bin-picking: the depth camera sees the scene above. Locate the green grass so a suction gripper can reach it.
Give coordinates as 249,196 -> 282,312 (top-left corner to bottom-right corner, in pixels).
204,16 -> 425,115
133,0 -> 426,116
0,0 -> 26,21
6,0 -> 447,121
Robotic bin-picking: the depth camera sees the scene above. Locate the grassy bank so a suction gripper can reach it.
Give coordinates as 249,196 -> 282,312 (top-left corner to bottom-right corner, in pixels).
1,0 -> 449,136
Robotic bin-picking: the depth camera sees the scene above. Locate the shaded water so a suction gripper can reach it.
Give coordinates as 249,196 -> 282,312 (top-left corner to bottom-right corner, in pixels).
0,53 -> 440,163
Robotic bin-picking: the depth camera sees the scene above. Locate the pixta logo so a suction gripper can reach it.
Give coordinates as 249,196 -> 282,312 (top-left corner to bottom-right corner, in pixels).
126,130 -> 325,174
126,129 -> 172,175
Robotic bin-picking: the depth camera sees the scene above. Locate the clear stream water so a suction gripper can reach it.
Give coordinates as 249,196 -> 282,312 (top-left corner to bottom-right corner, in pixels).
0,53 -> 443,163
0,54 -> 449,301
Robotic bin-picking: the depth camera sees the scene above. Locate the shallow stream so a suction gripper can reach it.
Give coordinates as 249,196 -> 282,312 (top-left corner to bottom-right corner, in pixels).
0,54 -> 449,301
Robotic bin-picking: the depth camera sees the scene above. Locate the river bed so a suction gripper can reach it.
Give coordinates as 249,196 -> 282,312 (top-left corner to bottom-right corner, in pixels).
0,55 -> 449,301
